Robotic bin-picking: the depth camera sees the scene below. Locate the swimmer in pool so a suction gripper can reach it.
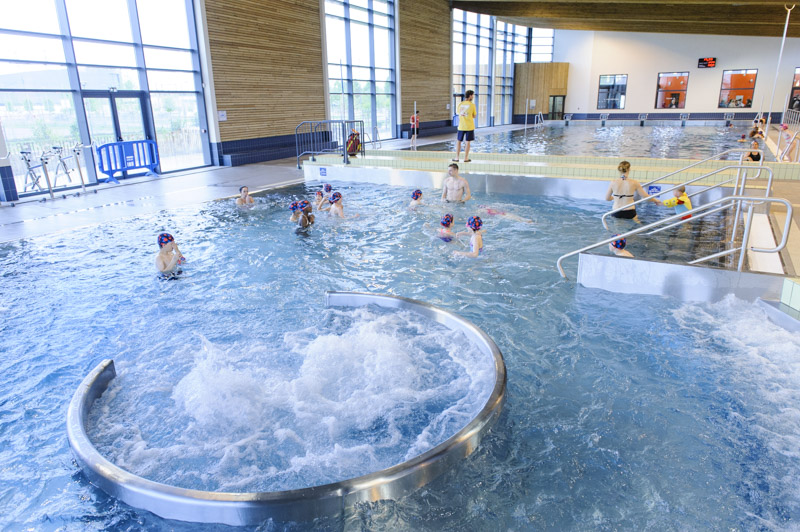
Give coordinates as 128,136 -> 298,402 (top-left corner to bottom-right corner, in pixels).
322,191 -> 357,218
155,232 -> 185,276
314,190 -> 326,210
454,216 -> 483,258
477,205 -> 533,223
236,185 -> 254,206
438,213 -> 456,242
409,189 -> 423,208
297,200 -> 314,228
289,201 -> 302,222
609,235 -> 633,258
441,163 -> 471,203
605,161 -> 661,222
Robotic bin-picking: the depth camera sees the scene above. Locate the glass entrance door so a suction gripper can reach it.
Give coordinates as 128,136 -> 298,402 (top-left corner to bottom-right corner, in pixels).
549,95 -> 565,120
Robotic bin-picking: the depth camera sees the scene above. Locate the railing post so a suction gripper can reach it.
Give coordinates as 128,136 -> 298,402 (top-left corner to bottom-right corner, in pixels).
737,202 -> 755,272
342,121 -> 349,165
39,152 -> 56,200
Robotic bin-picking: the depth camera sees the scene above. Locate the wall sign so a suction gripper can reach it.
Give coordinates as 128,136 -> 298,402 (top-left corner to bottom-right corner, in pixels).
218,110 -> 227,121
698,57 -> 716,68
319,167 -> 327,177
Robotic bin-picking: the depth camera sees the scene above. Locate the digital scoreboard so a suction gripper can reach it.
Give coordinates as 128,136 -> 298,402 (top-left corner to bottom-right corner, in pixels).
698,57 -> 716,68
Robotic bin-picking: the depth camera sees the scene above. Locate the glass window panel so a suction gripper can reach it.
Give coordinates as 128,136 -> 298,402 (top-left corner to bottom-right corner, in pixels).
480,27 -> 491,37
480,14 -> 491,26
82,96 -> 117,148
374,27 -> 391,68
0,61 -> 70,89
375,68 -> 392,82
453,22 -> 464,33
113,97 -> 145,141
373,1 -> 391,14
0,34 -> 65,63
325,1 -> 344,17
376,94 -> 391,139
150,93 -> 204,171
721,69 -> 757,89
350,0 -> 368,8
353,93 -> 372,133
147,70 -> 195,91
531,37 -> 552,46
531,28 -> 554,37
480,37 -> 490,47
530,53 -> 551,62
719,89 -> 753,108
516,26 -> 528,36
73,41 -> 137,67
514,52 -> 526,63
65,0 -> 133,42
0,91 -> 82,191
479,47 -> 489,76
325,17 -> 346,64
77,66 -> 140,90
350,22 -> 370,66
144,48 -> 194,71
328,78 -> 344,93
350,7 -> 369,23
453,43 -> 463,74
137,0 -> 191,49
531,45 -> 553,54
376,81 -> 392,93
373,14 -> 390,27
453,9 -> 464,22
353,80 -> 371,92
465,75 -> 477,85
466,34 -> 477,45
352,66 -> 370,79
0,0 -> 61,34
329,93 -> 346,121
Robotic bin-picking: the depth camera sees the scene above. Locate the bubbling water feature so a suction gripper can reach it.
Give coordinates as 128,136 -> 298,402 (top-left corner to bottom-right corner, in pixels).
86,305 -> 496,493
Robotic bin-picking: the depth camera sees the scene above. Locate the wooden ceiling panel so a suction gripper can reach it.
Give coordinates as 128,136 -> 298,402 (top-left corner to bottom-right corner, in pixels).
452,1 -> 800,37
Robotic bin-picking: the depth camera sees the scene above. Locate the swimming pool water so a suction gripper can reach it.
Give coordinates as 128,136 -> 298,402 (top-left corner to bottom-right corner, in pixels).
421,124 -> 775,160
1,181 -> 798,530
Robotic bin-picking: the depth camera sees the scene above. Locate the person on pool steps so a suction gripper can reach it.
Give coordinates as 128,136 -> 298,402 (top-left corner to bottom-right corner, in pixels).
155,233 -> 186,276
454,90 -> 477,163
605,161 -> 661,221
660,185 -> 693,220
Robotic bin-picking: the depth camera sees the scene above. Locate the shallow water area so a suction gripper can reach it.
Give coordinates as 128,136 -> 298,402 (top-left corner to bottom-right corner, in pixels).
1,181 -> 800,530
421,124 -> 775,160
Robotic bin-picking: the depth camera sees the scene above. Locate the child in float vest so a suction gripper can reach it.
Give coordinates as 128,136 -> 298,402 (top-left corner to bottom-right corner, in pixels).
661,185 -> 693,220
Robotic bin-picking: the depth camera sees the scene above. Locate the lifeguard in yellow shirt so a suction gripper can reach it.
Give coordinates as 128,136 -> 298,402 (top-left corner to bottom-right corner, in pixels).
454,90 -> 477,163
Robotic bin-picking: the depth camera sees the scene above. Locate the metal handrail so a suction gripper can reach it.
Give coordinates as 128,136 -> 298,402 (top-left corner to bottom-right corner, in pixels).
780,130 -> 799,161
557,196 -> 793,279
640,148 -> 761,188
601,163 -> 773,230
295,119 -> 365,169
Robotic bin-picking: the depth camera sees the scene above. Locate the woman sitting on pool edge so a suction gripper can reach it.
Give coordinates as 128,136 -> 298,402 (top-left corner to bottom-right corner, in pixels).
454,216 -> 483,258
155,233 -> 186,278
605,161 -> 661,221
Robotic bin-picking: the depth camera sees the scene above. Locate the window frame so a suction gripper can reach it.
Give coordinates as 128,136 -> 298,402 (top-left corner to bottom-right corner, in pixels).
596,73 -> 628,110
717,68 -> 758,109
654,71 -> 689,110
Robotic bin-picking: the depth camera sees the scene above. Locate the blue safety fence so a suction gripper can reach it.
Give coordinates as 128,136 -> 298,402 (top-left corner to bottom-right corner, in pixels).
96,140 -> 159,184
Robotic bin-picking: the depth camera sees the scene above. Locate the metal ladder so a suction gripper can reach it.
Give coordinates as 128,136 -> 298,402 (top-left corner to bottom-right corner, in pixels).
557,193 -> 792,279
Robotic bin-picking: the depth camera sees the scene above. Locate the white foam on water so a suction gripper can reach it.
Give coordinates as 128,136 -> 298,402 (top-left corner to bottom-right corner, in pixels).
87,306 -> 495,492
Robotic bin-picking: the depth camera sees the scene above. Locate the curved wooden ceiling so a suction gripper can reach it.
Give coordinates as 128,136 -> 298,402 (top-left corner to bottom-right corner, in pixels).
450,1 -> 800,38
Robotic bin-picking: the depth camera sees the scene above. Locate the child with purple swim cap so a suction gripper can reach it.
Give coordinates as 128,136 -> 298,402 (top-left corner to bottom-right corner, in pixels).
409,189 -> 423,208
454,216 -> 484,258
155,232 -> 186,276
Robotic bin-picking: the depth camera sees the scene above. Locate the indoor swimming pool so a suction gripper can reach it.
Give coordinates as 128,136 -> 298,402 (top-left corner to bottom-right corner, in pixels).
1,181 -> 799,530
421,124 -> 776,160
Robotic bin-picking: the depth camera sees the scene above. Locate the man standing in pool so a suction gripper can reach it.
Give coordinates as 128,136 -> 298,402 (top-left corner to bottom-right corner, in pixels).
454,90 -> 477,163
441,163 -> 472,203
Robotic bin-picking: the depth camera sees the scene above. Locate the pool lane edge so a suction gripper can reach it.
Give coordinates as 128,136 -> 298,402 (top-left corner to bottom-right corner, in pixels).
66,291 -> 507,526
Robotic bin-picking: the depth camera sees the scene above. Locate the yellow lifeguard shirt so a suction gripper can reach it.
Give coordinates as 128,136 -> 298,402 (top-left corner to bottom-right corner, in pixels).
457,100 -> 476,131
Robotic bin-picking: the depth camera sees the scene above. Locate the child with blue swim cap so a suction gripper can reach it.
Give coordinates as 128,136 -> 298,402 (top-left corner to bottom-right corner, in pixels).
454,216 -> 484,258
320,191 -> 358,219
409,189 -> 423,209
609,234 -> 633,258
155,232 -> 186,277
438,213 -> 456,242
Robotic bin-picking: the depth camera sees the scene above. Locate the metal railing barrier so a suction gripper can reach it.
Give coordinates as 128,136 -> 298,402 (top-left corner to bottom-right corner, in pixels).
557,196 -> 793,279
295,120 -> 365,169
96,140 -> 160,184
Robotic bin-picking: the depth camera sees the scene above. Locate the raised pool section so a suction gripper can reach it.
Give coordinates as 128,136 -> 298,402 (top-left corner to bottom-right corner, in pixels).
66,292 -> 506,526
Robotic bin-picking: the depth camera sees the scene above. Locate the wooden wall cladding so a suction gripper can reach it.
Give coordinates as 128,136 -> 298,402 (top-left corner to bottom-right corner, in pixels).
513,62 -> 569,114
398,0 -> 453,123
205,0 -> 327,142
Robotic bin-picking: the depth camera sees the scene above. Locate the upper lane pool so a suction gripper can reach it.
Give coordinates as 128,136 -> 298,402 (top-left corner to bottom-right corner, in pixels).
1,181 -> 799,530
419,124 -> 775,160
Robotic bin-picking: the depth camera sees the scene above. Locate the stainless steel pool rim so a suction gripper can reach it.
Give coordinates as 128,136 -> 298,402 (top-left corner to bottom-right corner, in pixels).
66,291 -> 506,526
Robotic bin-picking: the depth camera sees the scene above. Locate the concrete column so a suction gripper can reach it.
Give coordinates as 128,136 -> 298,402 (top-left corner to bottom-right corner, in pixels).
0,117 -> 18,203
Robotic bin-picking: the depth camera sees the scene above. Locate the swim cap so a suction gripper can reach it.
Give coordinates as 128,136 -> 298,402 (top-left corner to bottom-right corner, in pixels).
612,235 -> 627,250
157,233 -> 174,247
289,201 -> 300,211
329,192 -> 342,204
412,189 -> 422,200
239,185 -> 247,193
297,200 -> 310,210
467,216 -> 483,231
324,184 -> 332,193
741,134 -> 746,139
782,123 -> 789,130
441,214 -> 453,227
316,191 -> 323,197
